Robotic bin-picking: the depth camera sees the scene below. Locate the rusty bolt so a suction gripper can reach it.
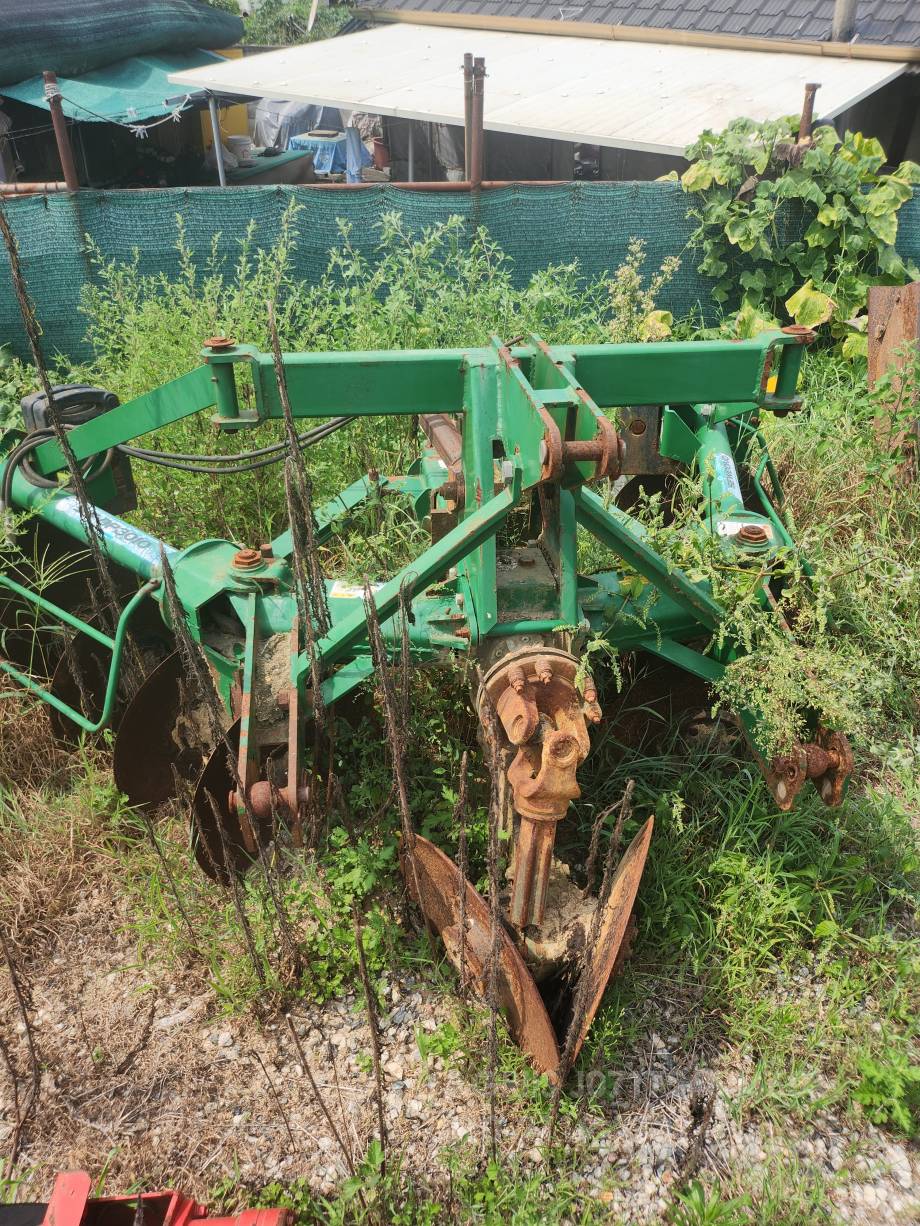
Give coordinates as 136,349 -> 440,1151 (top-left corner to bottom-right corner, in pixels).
508,663 -> 526,694
738,523 -> 769,545
582,679 -> 597,703
203,335 -> 237,351
780,324 -> 817,345
628,418 -> 647,436
232,547 -> 263,571
260,542 -> 275,561
534,656 -> 553,685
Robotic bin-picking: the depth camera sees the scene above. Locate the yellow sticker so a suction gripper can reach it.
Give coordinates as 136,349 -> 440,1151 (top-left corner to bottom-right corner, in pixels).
330,580 -> 383,600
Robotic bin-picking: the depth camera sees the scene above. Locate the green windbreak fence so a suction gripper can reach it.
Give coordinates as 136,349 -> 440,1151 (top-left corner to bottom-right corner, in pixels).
4,181 -> 920,362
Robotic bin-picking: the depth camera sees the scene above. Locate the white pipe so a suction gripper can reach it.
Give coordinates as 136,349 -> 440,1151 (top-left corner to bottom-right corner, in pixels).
832,0 -> 857,42
208,94 -> 227,187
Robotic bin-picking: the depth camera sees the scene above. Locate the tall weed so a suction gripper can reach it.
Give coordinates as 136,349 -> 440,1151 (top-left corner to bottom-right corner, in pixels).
76,203 -> 675,545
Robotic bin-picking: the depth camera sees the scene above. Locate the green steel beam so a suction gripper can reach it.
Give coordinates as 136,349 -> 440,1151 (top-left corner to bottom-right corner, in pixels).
307,483 -> 516,677
570,332 -> 804,410
573,486 -> 724,632
27,365 -> 218,475
0,579 -> 156,732
251,348 -> 471,420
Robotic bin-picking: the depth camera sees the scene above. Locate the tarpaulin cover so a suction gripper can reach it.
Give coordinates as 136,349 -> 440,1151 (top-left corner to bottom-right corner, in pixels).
2,182 -> 919,361
0,0 -> 242,87
1,50 -> 225,124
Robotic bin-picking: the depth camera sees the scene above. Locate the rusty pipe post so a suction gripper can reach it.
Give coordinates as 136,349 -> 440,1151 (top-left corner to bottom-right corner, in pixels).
470,56 -> 486,190
798,82 -> 820,142
463,53 -> 473,180
0,182 -> 67,196
42,72 -> 79,192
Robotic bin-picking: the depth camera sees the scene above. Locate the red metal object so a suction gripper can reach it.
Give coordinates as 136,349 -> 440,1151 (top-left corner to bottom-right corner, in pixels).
39,1172 -> 292,1226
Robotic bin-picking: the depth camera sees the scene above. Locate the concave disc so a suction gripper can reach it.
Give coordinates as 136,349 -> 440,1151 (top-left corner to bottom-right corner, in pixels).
402,834 -> 562,1084
48,633 -> 110,747
190,718 -> 264,883
113,651 -> 209,810
567,815 -> 654,1067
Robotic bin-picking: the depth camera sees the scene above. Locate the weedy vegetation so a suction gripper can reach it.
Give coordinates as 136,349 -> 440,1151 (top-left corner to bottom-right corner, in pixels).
1,167 -> 918,1223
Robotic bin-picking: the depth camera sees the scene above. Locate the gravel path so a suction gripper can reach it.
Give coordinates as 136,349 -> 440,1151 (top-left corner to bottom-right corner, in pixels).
0,881 -> 916,1222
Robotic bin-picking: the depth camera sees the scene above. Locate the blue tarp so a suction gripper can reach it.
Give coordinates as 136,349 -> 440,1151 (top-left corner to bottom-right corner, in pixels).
0,49 -> 223,124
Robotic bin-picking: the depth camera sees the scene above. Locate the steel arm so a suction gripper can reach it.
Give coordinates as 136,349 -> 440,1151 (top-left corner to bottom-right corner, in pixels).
26,365 -> 219,476
304,483 -> 517,679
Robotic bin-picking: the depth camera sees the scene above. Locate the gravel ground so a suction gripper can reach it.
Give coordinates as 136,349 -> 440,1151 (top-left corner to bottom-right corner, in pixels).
1,879 -> 917,1222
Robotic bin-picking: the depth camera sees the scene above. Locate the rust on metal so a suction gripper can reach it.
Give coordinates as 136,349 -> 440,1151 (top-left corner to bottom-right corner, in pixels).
617,405 -> 678,477
113,651 -> 211,810
0,181 -> 67,196
780,325 -> 818,345
419,412 -> 463,470
232,547 -> 263,571
479,646 -> 601,929
767,726 -> 854,810
203,336 -> 238,351
567,816 -> 655,1067
797,81 -> 821,142
401,834 -> 562,1083
738,523 -> 769,545
867,283 -> 919,469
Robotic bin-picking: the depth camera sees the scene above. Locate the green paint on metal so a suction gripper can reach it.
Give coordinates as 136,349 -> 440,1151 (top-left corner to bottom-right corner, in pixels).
0,579 -> 156,732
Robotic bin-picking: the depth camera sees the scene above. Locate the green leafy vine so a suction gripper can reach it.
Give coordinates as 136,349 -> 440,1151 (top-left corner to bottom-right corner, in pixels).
680,118 -> 920,352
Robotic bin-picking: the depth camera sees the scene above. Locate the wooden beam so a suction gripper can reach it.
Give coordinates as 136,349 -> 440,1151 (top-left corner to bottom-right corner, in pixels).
354,9 -> 920,63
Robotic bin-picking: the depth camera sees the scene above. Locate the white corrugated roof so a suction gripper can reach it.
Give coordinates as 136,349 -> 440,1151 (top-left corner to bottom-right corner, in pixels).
168,23 -> 905,155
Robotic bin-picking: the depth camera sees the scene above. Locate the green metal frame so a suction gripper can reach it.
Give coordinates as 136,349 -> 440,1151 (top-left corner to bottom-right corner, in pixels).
0,330 -> 813,765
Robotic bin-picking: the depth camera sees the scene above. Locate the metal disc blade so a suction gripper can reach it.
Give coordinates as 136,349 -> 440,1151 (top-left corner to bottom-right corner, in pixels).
48,634 -> 109,747
568,815 -> 654,1067
402,834 -> 562,1084
113,651 -> 206,810
190,719 -> 261,883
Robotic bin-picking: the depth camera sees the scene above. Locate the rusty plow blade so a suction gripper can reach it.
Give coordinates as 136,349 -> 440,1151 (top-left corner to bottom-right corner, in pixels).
401,816 -> 653,1086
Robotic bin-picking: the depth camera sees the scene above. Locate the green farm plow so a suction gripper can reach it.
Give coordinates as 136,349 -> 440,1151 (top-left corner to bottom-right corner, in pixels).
0,326 -> 853,1083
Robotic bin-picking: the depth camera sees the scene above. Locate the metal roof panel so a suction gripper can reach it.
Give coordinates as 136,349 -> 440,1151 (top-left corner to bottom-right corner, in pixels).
169,23 -> 908,155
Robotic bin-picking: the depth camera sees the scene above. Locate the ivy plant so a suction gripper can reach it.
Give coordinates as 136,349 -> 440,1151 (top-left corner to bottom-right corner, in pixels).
680,117 -> 920,353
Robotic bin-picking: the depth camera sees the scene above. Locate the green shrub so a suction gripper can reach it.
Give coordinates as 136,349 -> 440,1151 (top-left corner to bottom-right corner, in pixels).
681,119 -> 920,349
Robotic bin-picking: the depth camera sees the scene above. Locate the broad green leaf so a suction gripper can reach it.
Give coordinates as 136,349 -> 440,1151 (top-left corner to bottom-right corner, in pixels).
681,161 -> 713,191
866,210 -> 898,245
785,279 -> 836,327
841,332 -> 869,360
813,919 -> 839,940
751,146 -> 770,175
877,175 -> 912,205
892,159 -> 920,184
878,245 -> 906,278
724,214 -> 761,252
639,309 -> 673,341
740,267 -> 767,293
773,171 -> 825,206
804,220 -> 836,248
